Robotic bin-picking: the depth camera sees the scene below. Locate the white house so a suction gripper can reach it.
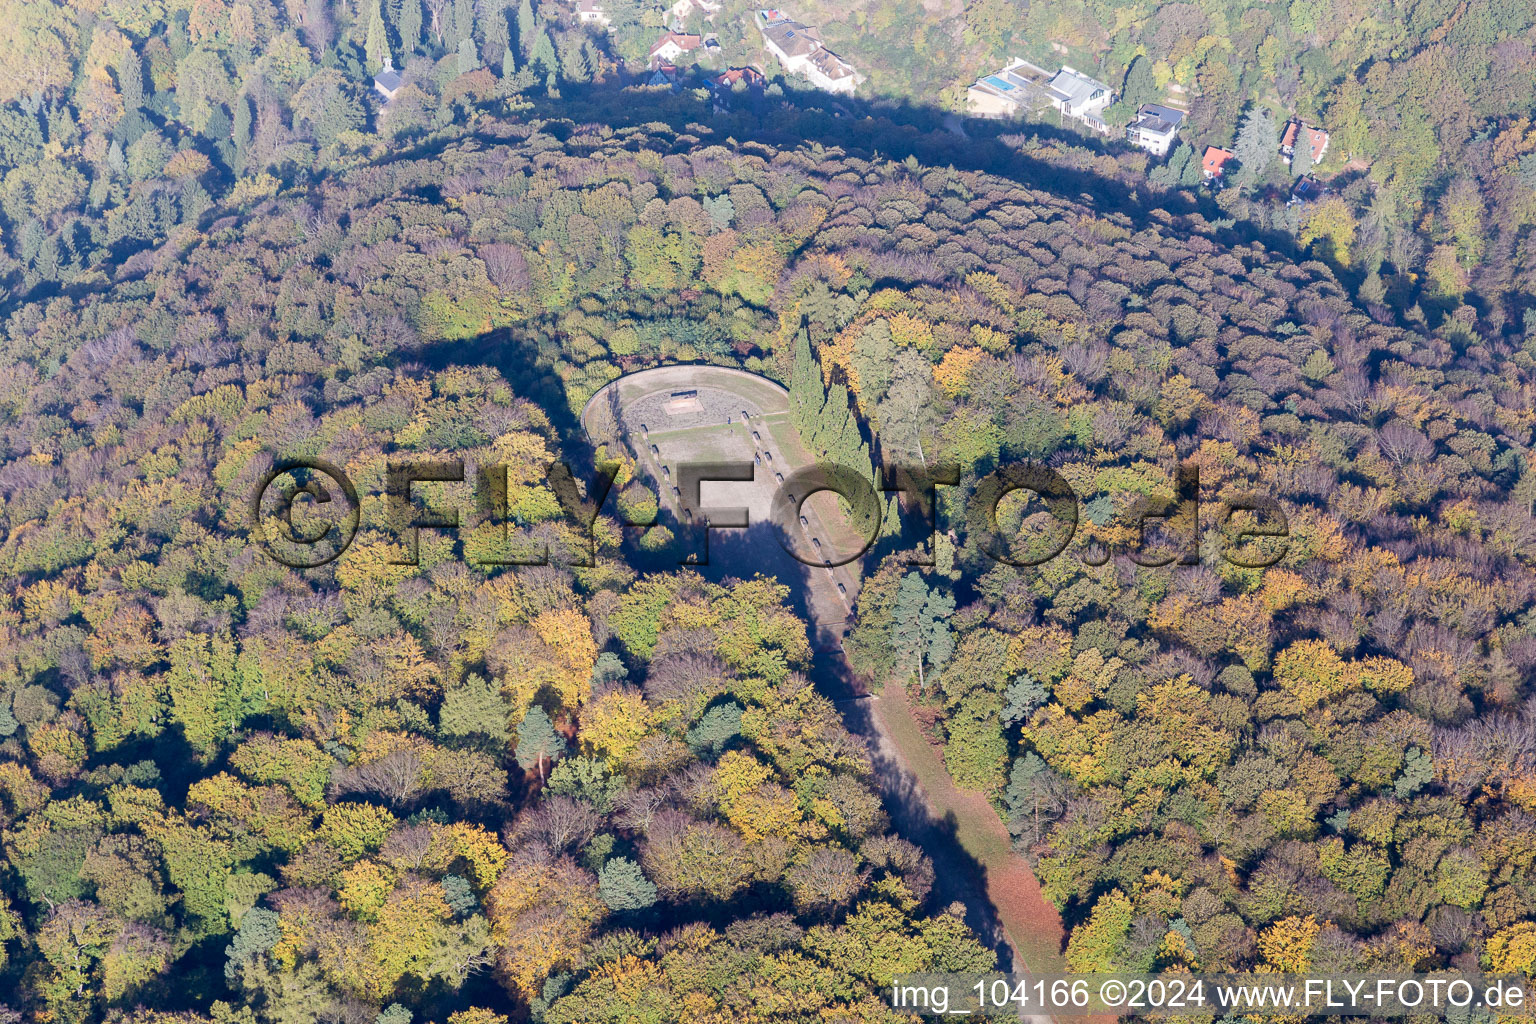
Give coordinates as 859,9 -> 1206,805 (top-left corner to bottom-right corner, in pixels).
668,0 -> 721,23
373,56 -> 403,102
804,46 -> 857,93
966,58 -> 1055,117
1126,103 -> 1185,156
1046,66 -> 1114,120
966,59 -> 1112,131
1281,119 -> 1330,166
575,0 -> 611,28
757,10 -> 860,95
649,31 -> 702,66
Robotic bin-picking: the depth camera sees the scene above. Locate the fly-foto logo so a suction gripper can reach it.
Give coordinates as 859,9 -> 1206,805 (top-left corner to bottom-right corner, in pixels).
249,457 -> 1289,571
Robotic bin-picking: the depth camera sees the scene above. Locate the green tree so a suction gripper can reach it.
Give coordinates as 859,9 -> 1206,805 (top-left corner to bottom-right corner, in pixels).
1005,752 -> 1070,846
1291,129 -> 1313,178
396,0 -> 425,55
440,875 -> 478,917
889,573 -> 954,689
530,31 -> 558,81
367,2 -> 391,72
173,49 -> 231,135
515,0 -> 535,58
1234,107 -> 1279,186
596,856 -> 658,910
515,706 -> 565,782
224,906 -> 281,982
1066,889 -> 1134,971
0,107 -> 44,166
789,328 -> 821,439
457,36 -> 479,75
684,701 -> 742,756
440,673 -> 513,743
118,50 -> 144,111
1121,55 -> 1156,110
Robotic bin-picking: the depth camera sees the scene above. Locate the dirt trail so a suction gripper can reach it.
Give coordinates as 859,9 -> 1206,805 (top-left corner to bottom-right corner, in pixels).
869,683 -> 1067,974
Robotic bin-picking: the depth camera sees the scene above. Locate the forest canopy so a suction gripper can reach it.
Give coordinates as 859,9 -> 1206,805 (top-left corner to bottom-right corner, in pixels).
0,0 -> 1534,1021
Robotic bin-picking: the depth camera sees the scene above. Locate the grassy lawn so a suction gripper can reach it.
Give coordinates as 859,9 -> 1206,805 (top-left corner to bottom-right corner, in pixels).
875,684 -> 1068,975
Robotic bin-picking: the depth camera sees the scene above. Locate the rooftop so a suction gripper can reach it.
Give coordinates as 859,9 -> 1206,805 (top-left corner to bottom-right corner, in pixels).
971,58 -> 1056,104
650,31 -> 702,55
1133,103 -> 1186,135
1048,65 -> 1111,107
714,67 -> 765,87
1202,146 -> 1234,175
762,18 -> 822,58
807,47 -> 854,79
1290,175 -> 1330,203
1282,120 -> 1330,161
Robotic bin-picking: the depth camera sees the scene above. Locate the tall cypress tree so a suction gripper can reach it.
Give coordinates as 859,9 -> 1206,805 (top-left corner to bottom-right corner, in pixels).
516,0 -> 536,58
450,0 -> 475,49
890,573 -> 932,688
482,1 -> 510,64
515,706 -> 564,782
231,95 -> 253,174
366,3 -> 390,71
118,50 -> 144,111
395,0 -> 424,56
531,30 -> 558,80
789,328 -> 819,440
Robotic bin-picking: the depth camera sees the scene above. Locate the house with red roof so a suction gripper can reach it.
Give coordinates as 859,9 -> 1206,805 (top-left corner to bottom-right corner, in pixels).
650,31 -> 702,66
713,67 -> 766,89
1280,120 -> 1329,166
1202,146 -> 1234,180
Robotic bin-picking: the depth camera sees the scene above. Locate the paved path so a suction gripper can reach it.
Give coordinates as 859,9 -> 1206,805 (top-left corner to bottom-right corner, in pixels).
583,366 -> 1071,1011
582,365 -> 862,642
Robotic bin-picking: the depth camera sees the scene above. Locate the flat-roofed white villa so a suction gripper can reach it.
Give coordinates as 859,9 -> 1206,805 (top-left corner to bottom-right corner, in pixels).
967,59 -> 1115,133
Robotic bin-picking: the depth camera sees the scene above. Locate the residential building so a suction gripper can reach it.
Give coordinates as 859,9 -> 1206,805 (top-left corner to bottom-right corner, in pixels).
1126,103 -> 1185,156
646,63 -> 681,88
1280,120 -> 1330,166
1289,175 -> 1330,204
575,0 -> 611,28
759,12 -> 822,64
756,9 -> 860,94
1047,66 -> 1114,120
1202,146 -> 1234,180
966,58 -> 1057,118
668,0 -> 721,23
650,31 -> 702,66
804,46 -> 857,93
713,66 -> 766,89
965,59 -> 1113,132
373,56 -> 403,102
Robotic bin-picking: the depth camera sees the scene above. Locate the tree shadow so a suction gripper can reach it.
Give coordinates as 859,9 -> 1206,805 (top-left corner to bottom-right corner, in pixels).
495,75 -> 1305,260
643,510 -> 1016,968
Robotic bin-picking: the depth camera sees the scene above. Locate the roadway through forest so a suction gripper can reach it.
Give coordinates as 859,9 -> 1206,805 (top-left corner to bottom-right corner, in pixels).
582,367 -> 1070,1017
